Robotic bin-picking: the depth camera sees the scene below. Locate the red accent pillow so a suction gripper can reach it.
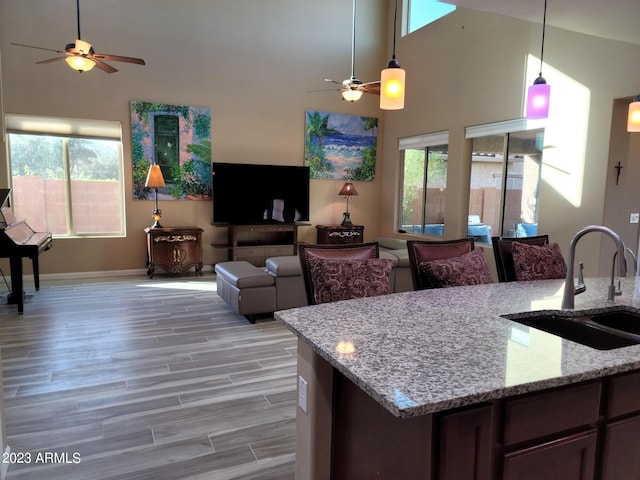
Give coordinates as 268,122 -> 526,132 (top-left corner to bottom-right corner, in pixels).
512,241 -> 567,281
308,257 -> 393,304
419,248 -> 493,288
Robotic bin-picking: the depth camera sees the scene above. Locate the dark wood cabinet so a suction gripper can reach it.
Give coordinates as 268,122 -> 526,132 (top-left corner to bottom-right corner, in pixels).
502,431 -> 597,480
145,226 -> 203,278
439,405 -> 495,480
316,224 -> 364,244
601,370 -> 640,479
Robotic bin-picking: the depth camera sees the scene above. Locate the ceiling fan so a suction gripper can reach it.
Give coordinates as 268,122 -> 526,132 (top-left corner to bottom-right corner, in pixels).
10,0 -> 145,74
321,0 -> 380,101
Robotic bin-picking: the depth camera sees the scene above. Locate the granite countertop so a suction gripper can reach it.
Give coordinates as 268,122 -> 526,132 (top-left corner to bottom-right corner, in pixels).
275,277 -> 640,418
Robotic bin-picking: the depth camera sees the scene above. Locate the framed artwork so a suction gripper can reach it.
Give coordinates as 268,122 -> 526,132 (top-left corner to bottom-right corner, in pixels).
131,101 -> 212,200
304,110 -> 378,181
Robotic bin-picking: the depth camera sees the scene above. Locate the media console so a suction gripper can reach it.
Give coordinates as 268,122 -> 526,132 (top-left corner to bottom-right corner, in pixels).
213,223 -> 310,267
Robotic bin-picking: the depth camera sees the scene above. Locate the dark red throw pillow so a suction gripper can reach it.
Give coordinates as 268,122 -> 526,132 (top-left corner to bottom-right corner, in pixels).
512,242 -> 567,281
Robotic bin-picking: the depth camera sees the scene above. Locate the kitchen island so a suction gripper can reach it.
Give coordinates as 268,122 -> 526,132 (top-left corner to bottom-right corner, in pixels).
275,277 -> 640,480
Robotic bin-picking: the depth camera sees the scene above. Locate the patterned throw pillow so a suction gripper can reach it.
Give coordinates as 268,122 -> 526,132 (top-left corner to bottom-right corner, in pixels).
512,241 -> 567,281
307,257 -> 393,304
419,248 -> 493,288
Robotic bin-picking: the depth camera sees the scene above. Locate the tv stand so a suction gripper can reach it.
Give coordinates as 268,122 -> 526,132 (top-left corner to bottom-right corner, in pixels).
218,223 -> 309,266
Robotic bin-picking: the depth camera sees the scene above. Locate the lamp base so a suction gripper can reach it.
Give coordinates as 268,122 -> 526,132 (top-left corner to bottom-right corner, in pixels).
151,209 -> 162,228
341,212 -> 353,226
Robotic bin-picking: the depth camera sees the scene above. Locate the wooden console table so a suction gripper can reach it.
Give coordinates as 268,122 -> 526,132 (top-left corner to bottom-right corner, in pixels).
316,224 -> 364,245
145,226 -> 203,278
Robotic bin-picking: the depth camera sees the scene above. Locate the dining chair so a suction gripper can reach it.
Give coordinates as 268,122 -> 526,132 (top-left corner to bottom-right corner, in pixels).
407,238 -> 484,290
491,235 -> 551,282
298,242 -> 393,305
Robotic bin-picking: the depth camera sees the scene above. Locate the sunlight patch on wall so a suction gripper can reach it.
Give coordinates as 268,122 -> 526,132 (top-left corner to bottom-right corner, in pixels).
524,54 -> 590,208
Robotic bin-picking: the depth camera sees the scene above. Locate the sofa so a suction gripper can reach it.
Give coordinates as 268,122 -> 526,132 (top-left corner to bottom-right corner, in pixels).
215,238 -> 411,321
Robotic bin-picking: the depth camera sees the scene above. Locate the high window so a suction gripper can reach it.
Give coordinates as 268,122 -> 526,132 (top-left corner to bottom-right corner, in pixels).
6,114 -> 125,237
466,120 -> 544,242
405,0 -> 456,35
398,131 -> 448,236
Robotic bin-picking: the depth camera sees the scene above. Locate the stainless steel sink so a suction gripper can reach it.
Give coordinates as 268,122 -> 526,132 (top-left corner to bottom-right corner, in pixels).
502,308 -> 640,350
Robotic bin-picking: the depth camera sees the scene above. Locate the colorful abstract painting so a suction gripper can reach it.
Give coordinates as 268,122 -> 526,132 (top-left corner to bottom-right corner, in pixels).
304,110 -> 378,181
131,101 -> 212,200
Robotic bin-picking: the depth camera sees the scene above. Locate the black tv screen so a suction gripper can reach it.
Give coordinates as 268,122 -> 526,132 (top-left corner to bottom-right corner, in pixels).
212,162 -> 310,225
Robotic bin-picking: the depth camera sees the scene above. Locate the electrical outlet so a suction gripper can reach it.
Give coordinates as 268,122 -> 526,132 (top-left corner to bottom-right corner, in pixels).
298,376 -> 308,414
631,213 -> 639,224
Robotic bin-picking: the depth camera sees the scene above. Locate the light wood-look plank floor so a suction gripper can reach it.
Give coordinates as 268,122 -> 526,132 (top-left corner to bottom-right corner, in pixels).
0,273 -> 297,479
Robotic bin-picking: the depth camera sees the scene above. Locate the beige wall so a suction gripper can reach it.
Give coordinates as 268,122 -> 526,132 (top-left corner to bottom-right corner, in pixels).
0,0 -> 386,275
380,7 -> 640,277
1,2 -> 640,276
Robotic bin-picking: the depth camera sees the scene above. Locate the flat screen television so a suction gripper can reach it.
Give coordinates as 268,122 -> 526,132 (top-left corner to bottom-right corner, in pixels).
211,162 -> 310,225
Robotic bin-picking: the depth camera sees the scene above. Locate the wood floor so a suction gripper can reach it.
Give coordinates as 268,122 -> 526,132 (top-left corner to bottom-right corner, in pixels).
0,273 -> 297,479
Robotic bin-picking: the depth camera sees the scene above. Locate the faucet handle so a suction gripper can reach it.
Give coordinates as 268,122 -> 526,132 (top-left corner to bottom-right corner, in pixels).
575,262 -> 586,295
578,262 -> 584,284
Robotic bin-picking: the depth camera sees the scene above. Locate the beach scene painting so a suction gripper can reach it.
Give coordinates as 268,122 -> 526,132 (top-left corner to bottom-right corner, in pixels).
304,110 -> 378,181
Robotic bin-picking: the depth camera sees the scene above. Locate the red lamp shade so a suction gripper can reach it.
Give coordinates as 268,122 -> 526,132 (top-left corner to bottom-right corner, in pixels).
339,182 -> 358,197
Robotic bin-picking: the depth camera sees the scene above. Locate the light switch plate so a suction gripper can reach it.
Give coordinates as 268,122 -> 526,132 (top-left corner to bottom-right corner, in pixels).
298,376 -> 308,414
631,213 -> 639,224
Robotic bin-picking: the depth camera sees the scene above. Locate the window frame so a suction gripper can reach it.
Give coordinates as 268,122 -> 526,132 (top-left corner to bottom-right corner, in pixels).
398,130 -> 449,235
466,119 -> 544,241
5,114 -> 126,238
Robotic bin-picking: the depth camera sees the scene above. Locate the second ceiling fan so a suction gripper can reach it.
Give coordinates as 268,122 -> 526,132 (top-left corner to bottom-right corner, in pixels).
323,0 -> 380,102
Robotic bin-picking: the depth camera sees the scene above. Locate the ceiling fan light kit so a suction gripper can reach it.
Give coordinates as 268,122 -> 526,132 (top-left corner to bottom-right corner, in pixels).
380,0 -> 405,110
65,53 -> 95,72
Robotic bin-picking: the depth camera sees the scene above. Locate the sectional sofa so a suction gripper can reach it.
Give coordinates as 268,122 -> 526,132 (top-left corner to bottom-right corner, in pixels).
214,238 -> 412,321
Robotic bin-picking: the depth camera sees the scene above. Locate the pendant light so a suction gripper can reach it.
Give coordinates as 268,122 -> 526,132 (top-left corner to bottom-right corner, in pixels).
526,0 -> 551,120
380,0 -> 405,110
627,94 -> 640,132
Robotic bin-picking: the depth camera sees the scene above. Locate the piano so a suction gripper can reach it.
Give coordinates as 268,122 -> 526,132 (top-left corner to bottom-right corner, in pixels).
0,189 -> 53,313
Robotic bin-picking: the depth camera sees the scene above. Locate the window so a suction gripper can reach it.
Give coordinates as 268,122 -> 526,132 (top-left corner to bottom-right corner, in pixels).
6,114 -> 125,237
467,120 -> 544,242
398,131 -> 448,236
405,0 -> 456,35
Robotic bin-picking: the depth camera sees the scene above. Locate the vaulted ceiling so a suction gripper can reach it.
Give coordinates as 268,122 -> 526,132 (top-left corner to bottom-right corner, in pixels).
444,0 -> 640,46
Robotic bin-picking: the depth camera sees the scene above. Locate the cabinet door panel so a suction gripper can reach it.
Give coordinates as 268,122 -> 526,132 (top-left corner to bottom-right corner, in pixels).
439,405 -> 494,480
602,416 -> 640,479
503,431 -> 596,480
607,371 -> 640,418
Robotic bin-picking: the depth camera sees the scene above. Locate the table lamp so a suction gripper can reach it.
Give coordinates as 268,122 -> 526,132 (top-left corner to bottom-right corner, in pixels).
145,164 -> 166,228
339,182 -> 358,226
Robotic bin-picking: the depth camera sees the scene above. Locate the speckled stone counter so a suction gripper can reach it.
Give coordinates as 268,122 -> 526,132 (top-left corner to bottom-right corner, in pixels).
276,276 -> 640,419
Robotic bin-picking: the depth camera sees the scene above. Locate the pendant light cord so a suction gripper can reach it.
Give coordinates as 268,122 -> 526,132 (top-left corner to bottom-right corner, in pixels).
538,0 -> 547,77
391,0 -> 398,60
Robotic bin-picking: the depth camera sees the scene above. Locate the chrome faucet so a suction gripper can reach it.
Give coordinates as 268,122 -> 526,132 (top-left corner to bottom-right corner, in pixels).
561,225 -> 627,310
